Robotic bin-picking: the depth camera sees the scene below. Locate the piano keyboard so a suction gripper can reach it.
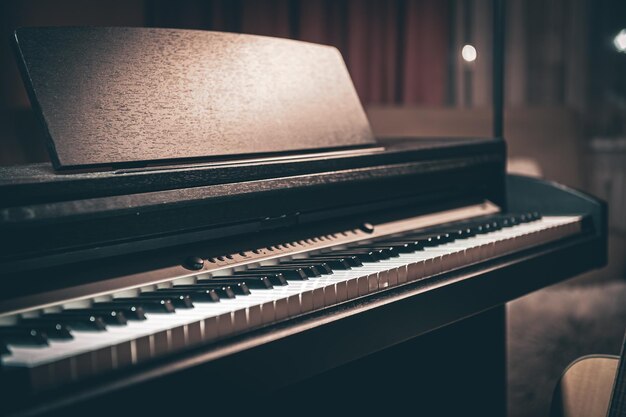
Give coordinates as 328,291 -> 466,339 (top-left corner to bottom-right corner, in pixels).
0,212 -> 583,392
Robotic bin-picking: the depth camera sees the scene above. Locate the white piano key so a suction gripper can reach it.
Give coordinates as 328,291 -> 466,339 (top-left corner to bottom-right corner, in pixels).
287,294 -> 302,317
247,304 -> 263,328
312,288 -> 325,309
336,281 -> 348,302
260,301 -> 276,325
346,275 -> 359,299
300,290 -> 314,313
323,285 -> 337,306
356,275 -> 369,296
377,270 -> 389,289
367,273 -> 379,292
274,298 -> 289,321
202,316 -> 218,341
386,267 -> 399,287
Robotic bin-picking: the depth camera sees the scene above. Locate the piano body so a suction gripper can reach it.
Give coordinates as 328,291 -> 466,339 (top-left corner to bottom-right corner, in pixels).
0,28 -> 606,416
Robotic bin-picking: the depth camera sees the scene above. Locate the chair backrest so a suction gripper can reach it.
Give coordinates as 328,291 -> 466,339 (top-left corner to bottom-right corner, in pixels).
551,355 -> 619,417
552,332 -> 626,417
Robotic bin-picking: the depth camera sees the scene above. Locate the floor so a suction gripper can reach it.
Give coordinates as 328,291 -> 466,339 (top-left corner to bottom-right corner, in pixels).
507,280 -> 626,417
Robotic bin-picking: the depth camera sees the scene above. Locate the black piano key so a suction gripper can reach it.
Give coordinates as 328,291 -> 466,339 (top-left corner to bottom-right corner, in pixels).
387,241 -> 424,253
350,246 -> 400,257
0,327 -> 48,346
469,224 -> 488,234
374,241 -> 423,253
396,233 -> 447,246
139,293 -> 194,309
237,267 -> 305,281
294,265 -> 322,277
282,265 -> 322,277
232,270 -> 293,284
163,287 -> 224,301
180,282 -> 251,296
325,250 -> 384,262
203,286 -> 234,299
527,211 -> 541,221
222,282 -> 250,295
481,220 -> 502,231
426,233 -> 453,245
207,286 -> 235,299
484,220 -> 502,231
499,217 -> 514,228
308,255 -> 362,267
104,298 -> 176,313
428,228 -> 459,239
427,230 -> 456,241
280,261 -> 334,274
311,263 -> 333,274
199,286 -> 233,300
91,303 -> 147,320
300,258 -> 351,270
516,212 -> 540,223
453,228 -> 475,239
247,265 -> 320,278
1,341 -> 10,354
17,320 -> 73,339
276,264 -> 324,276
463,216 -> 506,233
329,252 -> 379,262
32,314 -> 107,331
61,309 -> 127,325
205,276 -> 274,289
157,287 -> 226,301
237,271 -> 293,284
375,247 -> 396,258
514,213 -> 529,223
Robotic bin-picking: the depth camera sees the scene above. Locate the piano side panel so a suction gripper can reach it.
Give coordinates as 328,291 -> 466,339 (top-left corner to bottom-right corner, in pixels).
507,174 -> 607,264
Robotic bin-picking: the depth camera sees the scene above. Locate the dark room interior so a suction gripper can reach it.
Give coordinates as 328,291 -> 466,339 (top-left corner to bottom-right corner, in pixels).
0,1 -> 625,416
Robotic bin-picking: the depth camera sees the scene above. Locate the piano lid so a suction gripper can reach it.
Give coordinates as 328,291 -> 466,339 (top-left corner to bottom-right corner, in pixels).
13,27 -> 376,170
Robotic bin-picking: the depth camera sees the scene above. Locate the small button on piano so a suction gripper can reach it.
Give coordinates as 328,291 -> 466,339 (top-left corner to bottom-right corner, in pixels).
0,28 -> 606,416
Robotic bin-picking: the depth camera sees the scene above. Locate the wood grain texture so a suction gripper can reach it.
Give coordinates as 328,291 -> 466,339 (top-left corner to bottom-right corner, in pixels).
552,356 -> 619,417
13,27 -> 375,169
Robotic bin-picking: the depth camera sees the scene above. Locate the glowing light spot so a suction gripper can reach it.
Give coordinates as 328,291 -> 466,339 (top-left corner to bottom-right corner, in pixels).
462,44 -> 477,62
614,29 -> 626,53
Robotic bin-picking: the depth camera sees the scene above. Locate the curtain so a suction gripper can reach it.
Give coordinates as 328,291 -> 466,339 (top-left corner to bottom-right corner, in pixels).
146,0 -> 451,106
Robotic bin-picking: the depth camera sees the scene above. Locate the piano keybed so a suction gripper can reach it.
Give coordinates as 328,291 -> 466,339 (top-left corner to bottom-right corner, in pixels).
0,208 -> 584,393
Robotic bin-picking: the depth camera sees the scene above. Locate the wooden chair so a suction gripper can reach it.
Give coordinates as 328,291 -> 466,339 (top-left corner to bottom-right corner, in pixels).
551,335 -> 626,417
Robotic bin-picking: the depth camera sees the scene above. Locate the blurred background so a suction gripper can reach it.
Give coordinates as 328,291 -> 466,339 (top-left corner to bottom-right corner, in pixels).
1,1 -> 625,416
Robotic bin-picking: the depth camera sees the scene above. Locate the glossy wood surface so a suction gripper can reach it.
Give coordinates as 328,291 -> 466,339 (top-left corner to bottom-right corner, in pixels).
0,139 -> 506,272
